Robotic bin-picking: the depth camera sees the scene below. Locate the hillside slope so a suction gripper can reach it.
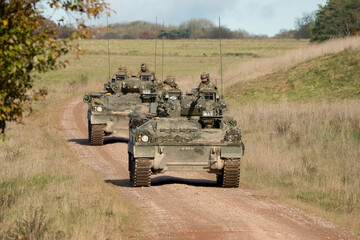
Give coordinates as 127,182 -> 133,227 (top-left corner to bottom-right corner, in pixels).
226,49 -> 360,103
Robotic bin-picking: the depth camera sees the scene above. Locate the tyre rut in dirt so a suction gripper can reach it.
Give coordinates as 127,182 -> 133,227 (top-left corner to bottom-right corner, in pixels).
90,124 -> 105,146
131,158 -> 151,187
218,159 -> 240,188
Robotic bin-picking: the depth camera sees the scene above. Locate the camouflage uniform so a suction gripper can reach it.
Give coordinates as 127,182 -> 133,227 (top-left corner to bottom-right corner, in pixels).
116,64 -> 130,78
197,81 -> 216,91
137,63 -> 155,79
197,72 -> 217,94
118,64 -> 127,73
162,75 -> 179,91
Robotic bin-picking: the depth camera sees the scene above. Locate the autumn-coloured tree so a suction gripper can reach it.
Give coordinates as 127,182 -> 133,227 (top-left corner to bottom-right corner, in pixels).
0,0 -> 110,140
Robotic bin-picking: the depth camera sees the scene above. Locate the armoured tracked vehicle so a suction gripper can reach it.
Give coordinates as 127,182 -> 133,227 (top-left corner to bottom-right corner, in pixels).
128,88 -> 244,188
83,71 -> 159,145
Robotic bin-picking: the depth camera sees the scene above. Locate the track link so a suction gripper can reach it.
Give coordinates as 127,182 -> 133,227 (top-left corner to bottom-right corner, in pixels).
90,124 -> 105,146
131,158 -> 151,187
217,159 -> 240,188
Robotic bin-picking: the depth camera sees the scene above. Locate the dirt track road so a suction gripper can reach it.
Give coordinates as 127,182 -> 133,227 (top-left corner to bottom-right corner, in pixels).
60,98 -> 358,240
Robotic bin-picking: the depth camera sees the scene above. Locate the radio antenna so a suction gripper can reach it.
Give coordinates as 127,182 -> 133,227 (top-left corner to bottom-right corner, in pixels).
161,20 -> 165,82
219,16 -> 224,99
106,15 -> 111,80
154,16 -> 157,74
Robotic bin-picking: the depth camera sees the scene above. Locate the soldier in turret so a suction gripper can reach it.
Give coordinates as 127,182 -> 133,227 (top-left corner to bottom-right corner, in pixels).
162,75 -> 179,91
196,72 -> 217,97
137,63 -> 155,80
118,64 -> 127,73
114,64 -> 130,80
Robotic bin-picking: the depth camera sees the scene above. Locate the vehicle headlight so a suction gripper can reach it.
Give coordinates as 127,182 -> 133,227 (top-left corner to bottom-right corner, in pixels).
169,95 -> 178,100
202,111 -> 213,117
96,106 -> 103,112
226,134 -> 235,141
141,135 -> 149,142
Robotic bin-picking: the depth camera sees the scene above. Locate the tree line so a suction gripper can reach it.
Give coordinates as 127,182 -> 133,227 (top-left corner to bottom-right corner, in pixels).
55,19 -> 268,40
53,0 -> 359,41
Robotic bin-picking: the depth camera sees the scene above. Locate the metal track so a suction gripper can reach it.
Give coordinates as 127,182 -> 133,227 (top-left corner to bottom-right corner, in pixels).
131,158 -> 151,187
90,124 -> 105,146
217,159 -> 240,188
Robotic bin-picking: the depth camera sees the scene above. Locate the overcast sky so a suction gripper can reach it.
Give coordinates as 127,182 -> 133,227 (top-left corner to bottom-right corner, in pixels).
47,0 -> 327,37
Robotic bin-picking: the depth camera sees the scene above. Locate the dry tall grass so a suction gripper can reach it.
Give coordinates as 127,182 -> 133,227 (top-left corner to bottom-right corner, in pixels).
0,82 -> 145,239
220,36 -> 360,234
231,100 -> 360,234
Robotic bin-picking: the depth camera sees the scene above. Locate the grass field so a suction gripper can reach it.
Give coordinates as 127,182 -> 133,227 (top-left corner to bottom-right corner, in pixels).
0,82 -> 146,239
225,37 -> 360,234
75,39 -> 309,90
1,37 -> 360,238
231,100 -> 360,233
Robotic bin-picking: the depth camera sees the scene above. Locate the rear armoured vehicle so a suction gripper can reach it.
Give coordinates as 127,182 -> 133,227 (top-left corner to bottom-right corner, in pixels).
128,88 -> 244,187
83,71 -> 159,145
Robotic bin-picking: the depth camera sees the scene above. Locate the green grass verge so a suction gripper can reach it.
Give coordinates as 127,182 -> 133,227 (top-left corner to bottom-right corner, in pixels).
226,49 -> 360,103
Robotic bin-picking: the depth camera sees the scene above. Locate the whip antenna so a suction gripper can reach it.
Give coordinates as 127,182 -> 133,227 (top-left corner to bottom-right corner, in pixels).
219,16 -> 223,99
106,15 -> 110,80
154,16 -> 157,74
161,20 -> 164,82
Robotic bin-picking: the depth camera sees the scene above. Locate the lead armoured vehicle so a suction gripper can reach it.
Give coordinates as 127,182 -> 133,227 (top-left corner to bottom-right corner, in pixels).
83,71 -> 159,145
128,88 -> 244,188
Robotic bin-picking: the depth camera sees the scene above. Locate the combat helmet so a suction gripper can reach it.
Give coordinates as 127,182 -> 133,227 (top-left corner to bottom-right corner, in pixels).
200,72 -> 210,80
118,64 -> 127,71
164,75 -> 176,85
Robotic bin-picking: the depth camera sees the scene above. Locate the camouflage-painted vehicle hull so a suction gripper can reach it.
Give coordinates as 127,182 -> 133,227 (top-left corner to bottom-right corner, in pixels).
87,109 -> 137,145
128,118 -> 244,188
85,93 -> 149,145
84,72 -> 159,146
